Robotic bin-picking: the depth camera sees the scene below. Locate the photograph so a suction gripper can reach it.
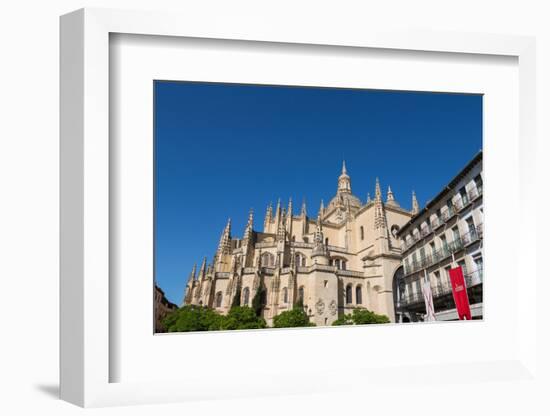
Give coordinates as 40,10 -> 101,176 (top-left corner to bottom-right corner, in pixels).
153,81 -> 483,333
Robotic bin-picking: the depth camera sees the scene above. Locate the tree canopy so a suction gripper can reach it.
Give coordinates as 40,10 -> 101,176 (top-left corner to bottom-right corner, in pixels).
332,308 -> 390,326
162,305 -> 265,332
162,305 -> 224,332
273,305 -> 315,328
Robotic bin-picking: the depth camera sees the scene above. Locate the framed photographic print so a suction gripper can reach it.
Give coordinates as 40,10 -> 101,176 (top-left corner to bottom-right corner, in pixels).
60,7 -> 538,408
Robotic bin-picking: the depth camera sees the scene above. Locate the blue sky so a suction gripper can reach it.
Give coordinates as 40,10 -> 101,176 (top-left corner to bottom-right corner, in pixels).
154,81 -> 482,304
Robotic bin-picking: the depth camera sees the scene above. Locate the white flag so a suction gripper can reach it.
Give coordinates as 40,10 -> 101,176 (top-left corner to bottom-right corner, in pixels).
422,280 -> 436,322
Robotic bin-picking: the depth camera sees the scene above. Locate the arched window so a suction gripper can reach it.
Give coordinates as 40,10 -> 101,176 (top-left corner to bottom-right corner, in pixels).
331,258 -> 347,270
215,292 -> 223,307
295,252 -> 307,267
325,237 -> 329,246
261,252 -> 274,267
242,287 -> 250,306
282,287 -> 288,303
360,226 -> 364,240
346,285 -> 353,304
298,286 -> 304,303
356,285 -> 363,305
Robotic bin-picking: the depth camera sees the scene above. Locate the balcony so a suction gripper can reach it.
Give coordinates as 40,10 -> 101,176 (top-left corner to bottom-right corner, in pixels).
402,224 -> 483,277
420,225 -> 432,238
461,224 -> 483,247
468,186 -> 483,202
464,268 -> 483,287
397,291 -> 425,307
440,205 -> 457,222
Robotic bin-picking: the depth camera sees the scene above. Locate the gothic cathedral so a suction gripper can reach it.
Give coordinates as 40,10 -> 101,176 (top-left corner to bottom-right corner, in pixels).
183,162 -> 418,325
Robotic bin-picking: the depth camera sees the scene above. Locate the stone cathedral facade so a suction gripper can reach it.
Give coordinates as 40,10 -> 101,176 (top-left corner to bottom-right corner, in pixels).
183,163 -> 417,326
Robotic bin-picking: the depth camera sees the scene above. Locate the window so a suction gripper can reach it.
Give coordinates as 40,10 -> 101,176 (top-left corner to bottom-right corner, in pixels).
429,242 -> 436,257
474,256 -> 483,281
261,252 -> 274,267
452,226 -> 460,242
346,285 -> 353,304
215,292 -> 223,308
434,271 -> 441,289
303,237 -> 309,243
324,280 -> 328,288
298,286 -> 304,303
459,186 -> 468,206
360,226 -> 364,240
474,174 -> 483,194
295,252 -> 307,267
242,287 -> 250,306
444,266 -> 452,286
356,285 -> 363,304
419,247 -> 426,263
446,198 -> 453,212
458,260 -> 467,277
466,217 -> 476,239
282,287 -> 288,303
415,280 -> 421,294
325,237 -> 329,246
332,258 -> 347,270
440,234 -> 448,250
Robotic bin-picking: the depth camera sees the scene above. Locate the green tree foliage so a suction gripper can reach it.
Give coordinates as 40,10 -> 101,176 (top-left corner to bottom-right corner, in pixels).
219,306 -> 267,330
332,308 -> 390,326
162,305 -> 266,332
273,306 -> 315,328
162,305 -> 224,332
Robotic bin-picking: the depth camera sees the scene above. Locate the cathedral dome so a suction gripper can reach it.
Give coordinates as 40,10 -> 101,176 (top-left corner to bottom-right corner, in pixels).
326,161 -> 362,214
327,192 -> 362,211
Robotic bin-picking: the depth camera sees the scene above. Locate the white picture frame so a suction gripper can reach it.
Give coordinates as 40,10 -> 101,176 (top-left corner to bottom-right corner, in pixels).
60,7 -> 537,408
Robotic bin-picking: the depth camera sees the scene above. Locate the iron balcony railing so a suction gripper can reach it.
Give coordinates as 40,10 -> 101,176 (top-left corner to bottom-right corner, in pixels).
402,188 -> 483,253
397,266 -> 483,307
403,223 -> 483,276
468,186 -> 483,202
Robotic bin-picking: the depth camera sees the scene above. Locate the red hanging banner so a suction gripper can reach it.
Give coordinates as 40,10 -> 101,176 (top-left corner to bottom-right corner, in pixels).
449,266 -> 472,320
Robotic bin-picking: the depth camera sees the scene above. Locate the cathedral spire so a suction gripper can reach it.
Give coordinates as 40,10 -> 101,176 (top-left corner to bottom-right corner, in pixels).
366,192 -> 372,204
217,218 -> 232,256
411,191 -> 419,215
337,161 -> 352,194
301,198 -> 307,217
311,209 -> 329,261
275,198 -> 281,217
244,208 -> 254,240
274,198 -> 282,227
264,202 -> 272,230
277,208 -> 286,241
374,179 -> 386,230
287,198 -> 293,217
187,263 -> 197,283
198,256 -> 207,280
387,186 -> 394,202
320,199 -> 325,215
375,177 -> 382,201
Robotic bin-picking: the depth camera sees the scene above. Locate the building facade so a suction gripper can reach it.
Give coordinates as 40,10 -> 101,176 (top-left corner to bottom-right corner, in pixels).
395,152 -> 483,322
154,284 -> 178,332
183,163 -> 416,326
